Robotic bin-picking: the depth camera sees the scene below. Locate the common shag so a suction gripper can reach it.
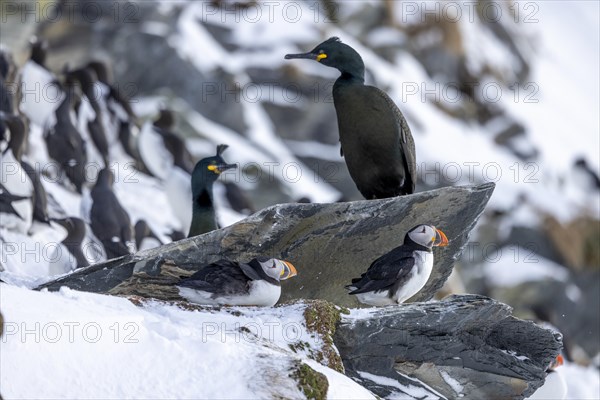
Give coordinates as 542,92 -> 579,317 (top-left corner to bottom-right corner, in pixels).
188,144 -> 237,237
286,37 -> 417,199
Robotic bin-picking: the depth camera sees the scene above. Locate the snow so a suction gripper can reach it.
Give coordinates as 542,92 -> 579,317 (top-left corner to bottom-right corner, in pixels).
500,349 -> 530,361
481,246 -> 570,287
357,371 -> 446,400
304,360 -> 376,400
440,370 -> 464,398
1,1 -> 599,398
0,284 -> 367,399
528,361 -> 600,400
558,362 -> 600,400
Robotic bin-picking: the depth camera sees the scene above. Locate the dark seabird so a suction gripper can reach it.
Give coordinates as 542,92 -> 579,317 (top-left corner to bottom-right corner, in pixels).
134,219 -> 163,251
167,229 -> 186,242
0,112 -> 33,232
0,112 -> 46,225
574,157 -> 600,190
153,109 -> 195,174
51,217 -> 89,270
188,144 -> 237,237
20,39 -> 65,127
86,115 -> 110,166
30,38 -> 47,67
0,49 -> 14,140
222,182 -> 255,215
20,161 -> 50,224
90,168 -> 133,260
66,67 -> 110,166
44,80 -> 87,193
177,257 -> 298,306
0,182 -> 28,219
347,224 -> 448,306
286,37 -> 417,199
86,60 -> 136,120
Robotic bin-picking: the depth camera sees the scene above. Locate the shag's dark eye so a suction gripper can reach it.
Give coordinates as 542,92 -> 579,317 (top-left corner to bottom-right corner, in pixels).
318,49 -> 324,54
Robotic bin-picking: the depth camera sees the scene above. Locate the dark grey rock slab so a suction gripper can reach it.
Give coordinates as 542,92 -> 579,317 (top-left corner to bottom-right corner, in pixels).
38,183 -> 494,307
334,294 -> 563,399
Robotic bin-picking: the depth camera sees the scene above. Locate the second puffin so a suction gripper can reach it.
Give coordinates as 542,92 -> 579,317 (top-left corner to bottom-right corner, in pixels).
347,224 -> 448,306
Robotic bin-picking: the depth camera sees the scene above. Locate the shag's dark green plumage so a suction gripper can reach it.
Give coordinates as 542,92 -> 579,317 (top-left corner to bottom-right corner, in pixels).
286,37 -> 416,199
188,144 -> 237,238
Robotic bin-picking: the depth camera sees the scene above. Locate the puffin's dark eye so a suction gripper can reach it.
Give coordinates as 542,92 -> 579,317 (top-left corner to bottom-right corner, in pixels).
271,261 -> 276,268
421,227 -> 426,233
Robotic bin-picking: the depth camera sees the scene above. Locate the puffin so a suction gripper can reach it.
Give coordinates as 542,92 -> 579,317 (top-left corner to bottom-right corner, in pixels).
528,355 -> 566,399
177,257 -> 298,306
188,144 -> 237,237
346,224 -> 449,306
285,37 -> 417,199
89,168 -> 133,260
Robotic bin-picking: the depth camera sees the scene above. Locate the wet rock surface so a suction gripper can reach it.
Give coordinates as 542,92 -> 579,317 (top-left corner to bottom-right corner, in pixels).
334,294 -> 563,400
38,183 -> 494,307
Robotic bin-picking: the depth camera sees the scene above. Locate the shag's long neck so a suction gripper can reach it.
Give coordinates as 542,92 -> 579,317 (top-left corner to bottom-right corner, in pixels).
188,185 -> 217,237
334,53 -> 366,87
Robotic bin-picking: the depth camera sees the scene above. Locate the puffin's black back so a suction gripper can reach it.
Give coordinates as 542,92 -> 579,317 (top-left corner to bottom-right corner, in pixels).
178,260 -> 252,296
347,244 -> 416,294
347,227 -> 431,295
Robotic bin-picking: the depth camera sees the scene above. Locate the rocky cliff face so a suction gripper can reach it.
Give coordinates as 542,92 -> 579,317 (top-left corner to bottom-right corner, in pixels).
38,183 -> 495,307
33,183 -> 564,399
335,294 -> 562,399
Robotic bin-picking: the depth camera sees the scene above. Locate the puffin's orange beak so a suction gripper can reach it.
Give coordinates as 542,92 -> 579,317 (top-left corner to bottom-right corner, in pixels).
280,261 -> 297,280
555,354 -> 564,368
434,228 -> 449,247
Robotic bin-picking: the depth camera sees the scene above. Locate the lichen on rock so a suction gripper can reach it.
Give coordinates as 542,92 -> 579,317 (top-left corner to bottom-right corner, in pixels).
290,361 -> 329,400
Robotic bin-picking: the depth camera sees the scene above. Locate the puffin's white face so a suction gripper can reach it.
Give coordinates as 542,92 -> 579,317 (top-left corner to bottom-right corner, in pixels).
258,258 -> 298,281
407,225 -> 449,249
